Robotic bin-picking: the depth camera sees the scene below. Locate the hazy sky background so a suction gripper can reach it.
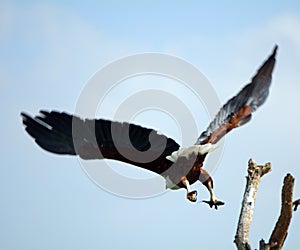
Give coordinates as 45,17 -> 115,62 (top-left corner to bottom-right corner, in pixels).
1,1 -> 300,249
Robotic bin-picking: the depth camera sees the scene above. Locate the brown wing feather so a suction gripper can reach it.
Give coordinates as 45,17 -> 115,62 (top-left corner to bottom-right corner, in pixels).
197,45 -> 277,145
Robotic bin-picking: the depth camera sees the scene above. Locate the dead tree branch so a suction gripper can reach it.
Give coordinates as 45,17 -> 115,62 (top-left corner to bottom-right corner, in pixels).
293,199 -> 300,211
234,159 -> 272,250
267,174 -> 294,249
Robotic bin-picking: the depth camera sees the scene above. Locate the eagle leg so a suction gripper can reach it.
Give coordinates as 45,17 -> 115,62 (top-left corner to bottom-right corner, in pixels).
181,176 -> 198,202
199,169 -> 225,209
202,181 -> 225,209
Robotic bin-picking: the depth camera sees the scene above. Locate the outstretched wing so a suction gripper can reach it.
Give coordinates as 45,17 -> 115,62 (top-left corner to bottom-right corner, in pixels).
21,111 -> 179,174
197,45 -> 278,145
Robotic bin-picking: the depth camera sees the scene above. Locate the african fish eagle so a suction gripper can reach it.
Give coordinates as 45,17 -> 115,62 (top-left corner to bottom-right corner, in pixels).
21,46 -> 277,209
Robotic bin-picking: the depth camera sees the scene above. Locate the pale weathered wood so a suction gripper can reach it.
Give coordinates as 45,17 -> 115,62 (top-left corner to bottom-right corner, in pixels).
234,159 -> 272,250
234,160 -> 297,250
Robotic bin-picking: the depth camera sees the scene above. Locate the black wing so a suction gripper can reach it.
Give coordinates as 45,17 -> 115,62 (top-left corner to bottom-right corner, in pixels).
21,111 -> 180,174
197,45 -> 277,145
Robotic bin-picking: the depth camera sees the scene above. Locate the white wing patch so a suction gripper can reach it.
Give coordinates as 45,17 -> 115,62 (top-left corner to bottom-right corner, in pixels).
166,143 -> 218,163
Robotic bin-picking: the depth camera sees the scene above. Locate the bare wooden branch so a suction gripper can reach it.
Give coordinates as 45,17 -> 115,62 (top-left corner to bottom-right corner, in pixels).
259,239 -> 270,250
268,174 -> 294,250
293,199 -> 300,211
234,159 -> 272,250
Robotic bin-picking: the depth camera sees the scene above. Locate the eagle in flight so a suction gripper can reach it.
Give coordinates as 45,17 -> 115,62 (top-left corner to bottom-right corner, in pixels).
21,46 -> 277,209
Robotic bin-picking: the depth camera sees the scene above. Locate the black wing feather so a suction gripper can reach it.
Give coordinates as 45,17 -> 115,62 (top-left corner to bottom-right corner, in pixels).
21,111 -> 179,174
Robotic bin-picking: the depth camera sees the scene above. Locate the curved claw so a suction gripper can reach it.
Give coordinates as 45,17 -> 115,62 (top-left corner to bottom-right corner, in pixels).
187,190 -> 198,202
202,199 -> 225,210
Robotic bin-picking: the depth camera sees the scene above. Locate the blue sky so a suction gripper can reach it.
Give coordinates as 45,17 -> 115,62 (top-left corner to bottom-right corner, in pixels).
1,1 -> 300,249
